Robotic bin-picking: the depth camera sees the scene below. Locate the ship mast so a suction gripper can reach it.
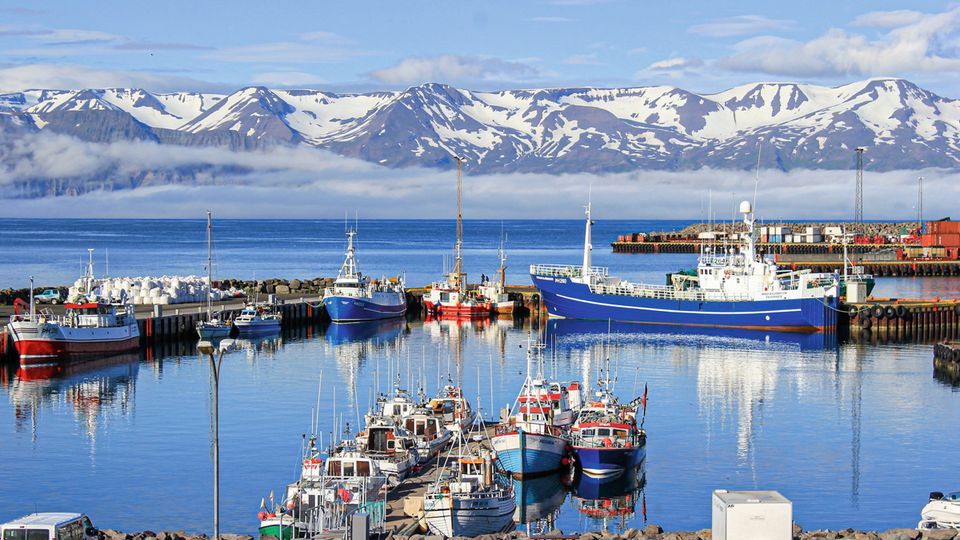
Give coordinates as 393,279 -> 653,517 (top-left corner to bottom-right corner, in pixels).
497,229 -> 507,291
451,156 -> 465,291
206,211 -> 213,320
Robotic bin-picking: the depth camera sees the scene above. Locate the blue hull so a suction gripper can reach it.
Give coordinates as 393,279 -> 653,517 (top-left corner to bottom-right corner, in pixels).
496,447 -> 565,476
573,446 -> 646,477
531,274 -> 837,332
324,294 -> 406,322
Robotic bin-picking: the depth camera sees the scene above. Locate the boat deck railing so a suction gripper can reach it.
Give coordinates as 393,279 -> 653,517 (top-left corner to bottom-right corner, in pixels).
588,282 -> 753,302
530,264 -> 609,279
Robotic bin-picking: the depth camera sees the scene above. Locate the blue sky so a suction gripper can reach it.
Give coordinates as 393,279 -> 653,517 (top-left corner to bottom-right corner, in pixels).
2,0 -> 960,95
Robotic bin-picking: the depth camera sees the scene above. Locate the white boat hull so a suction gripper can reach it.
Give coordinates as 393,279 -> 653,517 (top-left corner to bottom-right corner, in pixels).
423,495 -> 515,537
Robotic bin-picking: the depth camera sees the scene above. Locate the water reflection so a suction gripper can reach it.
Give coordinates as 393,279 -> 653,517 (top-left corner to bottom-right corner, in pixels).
571,466 -> 646,534
512,473 -> 569,534
5,353 -> 139,443
545,319 -> 838,352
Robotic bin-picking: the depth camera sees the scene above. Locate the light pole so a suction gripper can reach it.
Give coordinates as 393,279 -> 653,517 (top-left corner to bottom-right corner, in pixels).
198,340 -> 230,540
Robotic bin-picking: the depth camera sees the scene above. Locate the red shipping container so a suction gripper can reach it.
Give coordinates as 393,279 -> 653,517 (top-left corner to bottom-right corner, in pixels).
937,234 -> 960,247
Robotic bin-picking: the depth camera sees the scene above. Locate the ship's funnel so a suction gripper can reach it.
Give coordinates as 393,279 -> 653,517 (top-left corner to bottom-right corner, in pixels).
739,200 -> 752,214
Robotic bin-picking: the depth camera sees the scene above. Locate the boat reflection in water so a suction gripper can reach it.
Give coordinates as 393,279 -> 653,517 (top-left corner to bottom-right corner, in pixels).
545,319 -> 838,352
6,352 -> 139,441
571,464 -> 646,534
324,318 -> 405,346
511,472 -> 569,534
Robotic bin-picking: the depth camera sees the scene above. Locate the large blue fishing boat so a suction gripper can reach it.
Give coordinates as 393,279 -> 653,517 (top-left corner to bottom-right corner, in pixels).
530,200 -> 840,332
323,229 -> 407,322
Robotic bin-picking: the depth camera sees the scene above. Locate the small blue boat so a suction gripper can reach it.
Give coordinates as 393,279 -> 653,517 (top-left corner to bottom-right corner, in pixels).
323,229 -> 406,322
530,200 -> 841,332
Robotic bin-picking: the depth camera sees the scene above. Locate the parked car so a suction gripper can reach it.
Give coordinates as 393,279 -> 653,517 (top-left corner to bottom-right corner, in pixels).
1,513 -> 98,540
33,289 -> 63,304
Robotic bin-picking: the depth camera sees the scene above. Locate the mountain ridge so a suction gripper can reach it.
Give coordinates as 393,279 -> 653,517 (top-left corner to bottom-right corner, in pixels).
2,77 -> 960,196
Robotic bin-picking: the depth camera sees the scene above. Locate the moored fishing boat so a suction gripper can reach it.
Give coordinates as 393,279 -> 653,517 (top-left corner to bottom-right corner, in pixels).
492,342 -> 579,477
570,362 -> 647,478
427,380 -> 477,435
7,251 -> 139,365
530,200 -> 841,332
234,303 -> 282,335
196,211 -> 233,340
424,157 -> 491,317
354,416 -> 420,485
323,229 -> 406,322
423,412 -> 515,537
258,435 -> 388,540
478,236 -> 515,315
403,404 -> 453,463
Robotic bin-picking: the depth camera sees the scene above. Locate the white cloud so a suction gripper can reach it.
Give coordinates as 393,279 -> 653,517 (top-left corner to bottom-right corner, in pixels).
717,7 -> 960,77
2,130 -> 957,220
646,57 -> 704,71
689,15 -> 793,37
851,10 -> 925,29
0,63 -> 225,92
369,55 -> 543,85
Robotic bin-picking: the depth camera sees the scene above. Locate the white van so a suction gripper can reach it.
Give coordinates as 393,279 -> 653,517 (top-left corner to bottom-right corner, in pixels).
1,513 -> 98,540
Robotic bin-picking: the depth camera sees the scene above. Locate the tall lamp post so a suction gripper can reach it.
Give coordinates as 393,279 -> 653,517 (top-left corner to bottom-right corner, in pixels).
198,340 -> 229,540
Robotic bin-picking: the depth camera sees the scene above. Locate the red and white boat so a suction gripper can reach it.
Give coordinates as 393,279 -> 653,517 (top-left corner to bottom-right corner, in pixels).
6,250 -> 139,367
424,157 -> 492,317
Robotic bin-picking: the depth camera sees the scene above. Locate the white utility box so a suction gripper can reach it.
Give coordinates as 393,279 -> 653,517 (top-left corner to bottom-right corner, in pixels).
712,490 -> 792,540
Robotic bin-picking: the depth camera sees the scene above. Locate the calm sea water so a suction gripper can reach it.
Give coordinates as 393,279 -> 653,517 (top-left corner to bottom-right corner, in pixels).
2,219 -> 960,535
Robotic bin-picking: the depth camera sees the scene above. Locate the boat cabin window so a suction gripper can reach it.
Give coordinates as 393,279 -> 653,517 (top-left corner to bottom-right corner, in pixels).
597,428 -> 611,437
5,531 -> 50,540
343,461 -> 355,476
339,283 -> 360,288
328,460 -> 342,475
582,429 -> 595,437
357,460 -> 370,476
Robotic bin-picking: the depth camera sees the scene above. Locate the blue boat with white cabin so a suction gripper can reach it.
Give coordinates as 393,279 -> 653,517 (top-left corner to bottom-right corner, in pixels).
530,200 -> 840,332
323,229 -> 407,322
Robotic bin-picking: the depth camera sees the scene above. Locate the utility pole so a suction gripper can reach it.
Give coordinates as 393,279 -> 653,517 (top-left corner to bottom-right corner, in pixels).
854,147 -> 866,235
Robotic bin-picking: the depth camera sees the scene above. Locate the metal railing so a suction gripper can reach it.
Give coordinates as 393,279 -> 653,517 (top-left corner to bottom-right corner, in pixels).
588,282 -> 752,302
529,264 -> 609,279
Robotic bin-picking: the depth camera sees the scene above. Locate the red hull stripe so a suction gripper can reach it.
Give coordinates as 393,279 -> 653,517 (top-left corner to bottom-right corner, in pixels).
16,337 -> 140,365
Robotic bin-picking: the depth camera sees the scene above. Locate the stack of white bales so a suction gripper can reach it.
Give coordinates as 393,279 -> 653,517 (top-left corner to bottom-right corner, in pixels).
68,275 -> 243,305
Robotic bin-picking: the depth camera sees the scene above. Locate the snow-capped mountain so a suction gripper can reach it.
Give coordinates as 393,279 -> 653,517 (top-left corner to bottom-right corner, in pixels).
2,78 -> 959,190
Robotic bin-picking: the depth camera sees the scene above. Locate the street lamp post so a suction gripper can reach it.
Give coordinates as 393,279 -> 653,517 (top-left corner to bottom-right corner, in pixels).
198,341 -> 226,540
